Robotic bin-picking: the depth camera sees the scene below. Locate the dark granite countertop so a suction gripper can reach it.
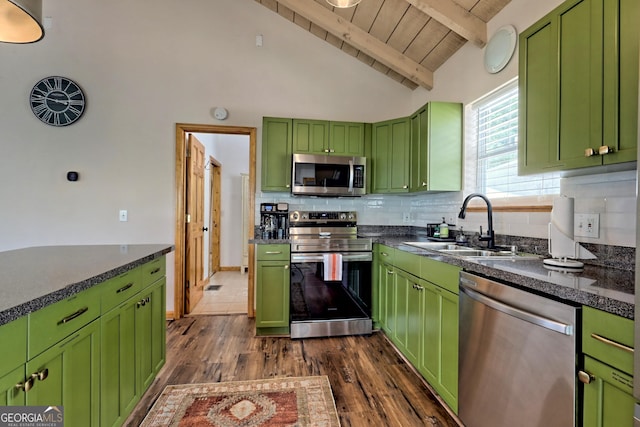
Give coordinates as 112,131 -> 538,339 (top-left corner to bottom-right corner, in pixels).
251,234 -> 634,319
0,244 -> 174,326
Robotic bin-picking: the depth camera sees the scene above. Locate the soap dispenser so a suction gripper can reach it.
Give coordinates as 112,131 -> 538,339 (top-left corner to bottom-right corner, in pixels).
439,217 -> 449,239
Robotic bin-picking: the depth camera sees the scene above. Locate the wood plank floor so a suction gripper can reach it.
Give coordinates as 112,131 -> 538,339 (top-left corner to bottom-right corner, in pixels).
125,315 -> 461,427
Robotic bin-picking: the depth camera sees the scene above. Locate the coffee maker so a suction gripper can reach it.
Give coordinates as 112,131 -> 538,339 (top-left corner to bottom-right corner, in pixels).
260,203 -> 289,240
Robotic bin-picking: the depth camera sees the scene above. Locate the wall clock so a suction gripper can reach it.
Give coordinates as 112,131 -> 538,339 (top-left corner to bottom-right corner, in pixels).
29,76 -> 86,126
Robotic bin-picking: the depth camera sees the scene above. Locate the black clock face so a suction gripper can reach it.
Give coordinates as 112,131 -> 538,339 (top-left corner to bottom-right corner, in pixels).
29,76 -> 86,127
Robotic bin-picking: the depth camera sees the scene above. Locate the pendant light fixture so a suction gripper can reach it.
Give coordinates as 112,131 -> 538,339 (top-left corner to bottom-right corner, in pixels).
0,0 -> 44,44
326,0 -> 362,8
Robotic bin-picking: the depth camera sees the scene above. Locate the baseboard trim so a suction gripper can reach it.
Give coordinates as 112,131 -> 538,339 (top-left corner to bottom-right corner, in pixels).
219,266 -> 241,272
166,311 -> 175,320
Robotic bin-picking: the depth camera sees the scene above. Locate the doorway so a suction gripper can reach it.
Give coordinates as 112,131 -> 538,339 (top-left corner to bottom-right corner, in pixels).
174,123 -> 256,320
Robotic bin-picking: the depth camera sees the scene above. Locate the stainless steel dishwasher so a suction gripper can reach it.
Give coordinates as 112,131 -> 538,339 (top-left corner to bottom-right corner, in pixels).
458,271 -> 579,427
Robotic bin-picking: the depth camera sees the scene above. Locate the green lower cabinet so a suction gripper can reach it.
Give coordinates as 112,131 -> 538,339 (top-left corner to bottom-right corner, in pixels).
393,269 -> 423,367
256,260 -> 290,332
582,355 -> 634,427
101,296 -> 138,427
101,277 -> 166,427
0,365 -> 26,405
0,316 -> 27,405
419,281 -> 459,413
26,319 -> 101,427
137,278 -> 167,392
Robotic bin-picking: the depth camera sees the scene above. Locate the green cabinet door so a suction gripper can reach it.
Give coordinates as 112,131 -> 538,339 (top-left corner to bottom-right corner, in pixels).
26,319 -> 101,427
420,281 -> 459,414
292,119 -> 329,155
405,277 -> 424,367
393,270 -> 410,351
410,102 -> 462,192
137,278 -> 166,393
519,0 -> 638,174
261,117 -> 293,192
329,121 -> 365,156
602,0 -> 639,165
256,260 -> 290,329
0,316 -> 27,405
100,296 -> 138,427
582,355 -> 634,427
0,365 -> 26,405
374,244 -> 395,337
372,118 -> 410,193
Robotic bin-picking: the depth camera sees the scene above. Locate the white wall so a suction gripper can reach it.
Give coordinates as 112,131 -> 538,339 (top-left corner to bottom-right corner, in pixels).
194,133 -> 250,278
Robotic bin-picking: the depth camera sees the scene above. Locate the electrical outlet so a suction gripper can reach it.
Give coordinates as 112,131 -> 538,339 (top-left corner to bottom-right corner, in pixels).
575,213 -> 599,238
119,210 -> 128,222
402,212 -> 411,223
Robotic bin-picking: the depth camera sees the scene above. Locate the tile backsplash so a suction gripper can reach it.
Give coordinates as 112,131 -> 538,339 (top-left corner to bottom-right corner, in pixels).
256,169 -> 637,248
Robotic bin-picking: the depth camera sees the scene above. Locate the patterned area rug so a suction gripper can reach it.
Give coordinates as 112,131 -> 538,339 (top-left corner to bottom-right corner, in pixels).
140,376 -> 340,427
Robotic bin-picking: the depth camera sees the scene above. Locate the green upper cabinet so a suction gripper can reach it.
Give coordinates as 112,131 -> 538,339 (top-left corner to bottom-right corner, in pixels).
329,122 -> 365,156
261,117 -> 293,192
410,102 -> 463,192
519,0 -> 639,174
293,119 -> 329,155
293,119 -> 365,156
372,118 -> 411,193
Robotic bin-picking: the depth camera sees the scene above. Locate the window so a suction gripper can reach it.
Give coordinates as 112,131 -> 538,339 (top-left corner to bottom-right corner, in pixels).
472,80 -> 559,197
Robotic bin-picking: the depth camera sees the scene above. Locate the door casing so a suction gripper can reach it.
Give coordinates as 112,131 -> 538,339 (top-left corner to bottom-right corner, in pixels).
174,123 -> 256,319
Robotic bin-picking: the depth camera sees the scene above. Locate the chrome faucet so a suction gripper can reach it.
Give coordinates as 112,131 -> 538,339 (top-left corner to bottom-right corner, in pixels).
458,193 -> 495,249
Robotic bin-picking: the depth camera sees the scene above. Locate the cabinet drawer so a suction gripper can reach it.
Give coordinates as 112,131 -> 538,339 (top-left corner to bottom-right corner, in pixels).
394,250 -> 420,277
582,306 -> 634,374
257,244 -> 290,261
0,317 -> 27,377
141,256 -> 166,288
420,257 -> 461,294
28,285 -> 102,359
101,267 -> 142,313
375,244 -> 395,264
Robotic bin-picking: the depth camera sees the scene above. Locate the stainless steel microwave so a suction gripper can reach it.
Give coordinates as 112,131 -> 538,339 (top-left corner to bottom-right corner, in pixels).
291,153 -> 366,196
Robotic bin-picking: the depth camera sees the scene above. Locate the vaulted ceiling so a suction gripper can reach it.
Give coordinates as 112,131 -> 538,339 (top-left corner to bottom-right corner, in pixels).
255,0 -> 512,90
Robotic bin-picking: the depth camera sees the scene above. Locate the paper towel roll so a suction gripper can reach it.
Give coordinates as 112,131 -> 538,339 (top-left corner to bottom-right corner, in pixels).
551,196 -> 574,239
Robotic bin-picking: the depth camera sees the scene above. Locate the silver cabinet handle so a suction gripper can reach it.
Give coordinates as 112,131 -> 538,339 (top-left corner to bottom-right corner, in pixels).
598,145 -> 613,155
590,333 -> 634,353
403,185 -> 408,189
585,148 -> 598,157
578,370 -> 594,384
57,307 -> 89,325
284,265 -> 289,270
116,283 -> 134,293
460,285 -> 574,335
265,251 -> 283,254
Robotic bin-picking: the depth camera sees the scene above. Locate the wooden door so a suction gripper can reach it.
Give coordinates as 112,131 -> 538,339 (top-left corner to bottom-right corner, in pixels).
208,156 -> 221,276
185,134 -> 206,313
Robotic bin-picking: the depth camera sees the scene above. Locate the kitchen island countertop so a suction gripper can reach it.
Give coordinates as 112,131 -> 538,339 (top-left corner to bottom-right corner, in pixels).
0,244 -> 174,326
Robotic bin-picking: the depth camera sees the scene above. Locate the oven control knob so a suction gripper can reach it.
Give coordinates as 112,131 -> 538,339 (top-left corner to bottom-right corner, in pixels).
348,213 -> 355,220
290,212 -> 299,221
302,213 -> 308,220
340,213 -> 347,220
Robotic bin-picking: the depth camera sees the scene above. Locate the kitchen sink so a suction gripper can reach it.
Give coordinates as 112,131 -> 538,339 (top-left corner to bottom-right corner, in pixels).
403,241 -> 540,260
402,242 -> 468,250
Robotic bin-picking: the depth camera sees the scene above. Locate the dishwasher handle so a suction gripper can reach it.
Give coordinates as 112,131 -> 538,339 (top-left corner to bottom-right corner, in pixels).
460,282 -> 574,336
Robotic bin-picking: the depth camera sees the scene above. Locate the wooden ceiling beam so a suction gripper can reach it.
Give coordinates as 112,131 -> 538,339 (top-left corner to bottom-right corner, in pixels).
405,0 -> 487,47
275,0 -> 434,90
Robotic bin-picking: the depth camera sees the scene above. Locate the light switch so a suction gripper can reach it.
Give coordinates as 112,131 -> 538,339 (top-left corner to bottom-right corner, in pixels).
119,210 -> 128,222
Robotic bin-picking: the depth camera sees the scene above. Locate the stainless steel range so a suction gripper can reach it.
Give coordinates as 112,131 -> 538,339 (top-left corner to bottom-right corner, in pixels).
289,210 -> 372,339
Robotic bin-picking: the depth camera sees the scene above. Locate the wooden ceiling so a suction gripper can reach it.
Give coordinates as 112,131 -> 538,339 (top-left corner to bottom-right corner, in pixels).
255,0 -> 512,90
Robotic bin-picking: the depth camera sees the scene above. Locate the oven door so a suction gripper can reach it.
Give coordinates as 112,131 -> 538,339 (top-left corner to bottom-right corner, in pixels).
289,251 -> 372,338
